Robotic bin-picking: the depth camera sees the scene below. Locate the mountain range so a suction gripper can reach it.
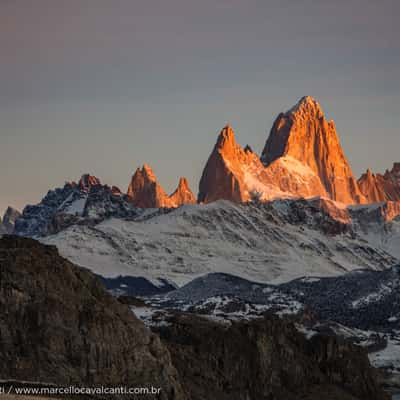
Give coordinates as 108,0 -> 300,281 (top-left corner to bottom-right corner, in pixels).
3,96 -> 400,398
7,96 -> 400,240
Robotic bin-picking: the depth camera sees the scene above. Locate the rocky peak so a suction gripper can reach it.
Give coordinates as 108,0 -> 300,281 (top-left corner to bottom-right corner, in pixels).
141,163 -> 157,182
2,207 -> 21,234
261,96 -> 366,204
198,125 -> 259,204
128,165 -> 196,208
359,164 -> 400,203
78,174 -> 101,191
127,165 -> 167,208
385,162 -> 400,183
169,177 -> 196,206
216,124 -> 236,149
287,95 -> 324,119
244,144 -> 253,154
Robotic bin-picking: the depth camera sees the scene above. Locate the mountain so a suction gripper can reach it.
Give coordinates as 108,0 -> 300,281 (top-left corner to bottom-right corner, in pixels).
143,266 -> 400,391
14,174 -> 139,237
0,236 -> 388,400
261,96 -> 366,204
127,164 -> 195,208
198,124 -> 327,203
43,199 -> 397,286
1,207 -> 21,234
0,235 -> 184,398
169,177 -> 197,206
358,164 -> 400,203
199,97 -> 366,205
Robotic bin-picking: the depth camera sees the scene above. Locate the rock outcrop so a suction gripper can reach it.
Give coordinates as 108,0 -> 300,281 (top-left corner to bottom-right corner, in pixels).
358,164 -> 400,203
261,96 -> 366,204
0,235 -> 184,399
0,207 -> 21,234
156,313 -> 388,400
127,164 -> 195,208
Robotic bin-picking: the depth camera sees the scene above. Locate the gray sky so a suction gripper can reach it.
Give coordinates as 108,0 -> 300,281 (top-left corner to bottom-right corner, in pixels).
1,0 -> 399,215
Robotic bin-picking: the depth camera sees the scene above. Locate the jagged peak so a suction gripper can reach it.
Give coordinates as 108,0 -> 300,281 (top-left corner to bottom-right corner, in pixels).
286,95 -> 324,119
177,176 -> 190,189
365,168 -> 374,178
141,163 -> 157,181
391,162 -> 400,174
216,124 -> 237,150
131,164 -> 157,184
244,144 -> 253,154
78,174 -> 101,190
3,206 -> 20,217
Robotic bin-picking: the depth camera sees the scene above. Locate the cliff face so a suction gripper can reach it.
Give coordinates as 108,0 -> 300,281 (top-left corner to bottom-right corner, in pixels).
261,96 -> 366,204
128,164 -> 195,208
156,313 -> 388,400
358,164 -> 400,203
0,236 -> 184,399
198,125 -> 259,203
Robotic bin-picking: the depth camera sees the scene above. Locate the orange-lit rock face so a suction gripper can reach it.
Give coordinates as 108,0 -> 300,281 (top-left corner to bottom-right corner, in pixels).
261,96 -> 366,205
78,174 -> 101,191
170,177 -> 196,206
198,125 -> 254,203
127,164 -> 195,208
358,165 -> 400,203
198,124 -> 328,204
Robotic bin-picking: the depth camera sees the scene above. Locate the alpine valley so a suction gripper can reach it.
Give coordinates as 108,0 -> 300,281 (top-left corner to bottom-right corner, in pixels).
3,96 -> 400,399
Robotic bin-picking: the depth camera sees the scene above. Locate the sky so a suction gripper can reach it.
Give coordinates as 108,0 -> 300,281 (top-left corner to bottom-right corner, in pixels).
1,0 -> 399,215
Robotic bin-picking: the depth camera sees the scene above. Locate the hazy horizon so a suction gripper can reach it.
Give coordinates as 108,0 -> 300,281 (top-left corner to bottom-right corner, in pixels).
1,0 -> 399,216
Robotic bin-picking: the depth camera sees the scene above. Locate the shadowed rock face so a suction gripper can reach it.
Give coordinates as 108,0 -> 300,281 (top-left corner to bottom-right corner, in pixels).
0,236 -> 391,400
127,164 -> 195,208
1,207 -> 21,234
0,236 -> 184,399
261,96 -> 366,205
156,313 -> 388,400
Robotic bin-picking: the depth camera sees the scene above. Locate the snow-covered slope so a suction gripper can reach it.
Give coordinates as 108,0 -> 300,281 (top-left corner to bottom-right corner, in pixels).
43,199 -> 397,286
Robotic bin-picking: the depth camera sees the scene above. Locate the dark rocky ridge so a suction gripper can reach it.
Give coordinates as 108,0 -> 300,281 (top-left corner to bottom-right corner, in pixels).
0,236 -> 390,399
155,313 -> 388,400
0,235 -> 184,399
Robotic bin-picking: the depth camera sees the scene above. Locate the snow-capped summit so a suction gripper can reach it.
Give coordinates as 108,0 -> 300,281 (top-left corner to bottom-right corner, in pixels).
14,174 -> 138,237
